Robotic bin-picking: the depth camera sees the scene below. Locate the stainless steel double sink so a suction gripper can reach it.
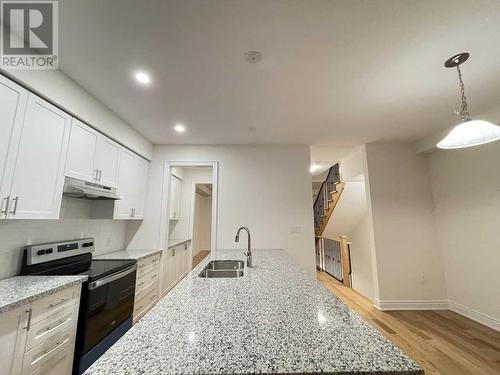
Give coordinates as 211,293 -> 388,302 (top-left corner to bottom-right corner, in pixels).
198,260 -> 244,278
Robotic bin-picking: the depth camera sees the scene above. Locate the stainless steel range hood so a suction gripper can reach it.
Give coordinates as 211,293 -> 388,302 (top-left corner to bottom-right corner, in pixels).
63,177 -> 122,200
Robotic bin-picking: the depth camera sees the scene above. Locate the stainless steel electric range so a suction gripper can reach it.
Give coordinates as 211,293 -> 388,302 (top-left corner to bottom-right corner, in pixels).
20,238 -> 137,375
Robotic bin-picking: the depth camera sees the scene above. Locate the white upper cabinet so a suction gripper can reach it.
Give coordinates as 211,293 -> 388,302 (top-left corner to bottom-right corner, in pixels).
169,175 -> 182,220
113,148 -> 148,219
94,136 -> 120,187
0,76 -> 28,218
2,93 -> 71,220
65,118 -> 98,182
65,118 -> 120,187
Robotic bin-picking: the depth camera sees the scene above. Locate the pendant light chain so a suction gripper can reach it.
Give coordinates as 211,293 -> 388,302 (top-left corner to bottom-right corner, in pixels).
456,65 -> 471,121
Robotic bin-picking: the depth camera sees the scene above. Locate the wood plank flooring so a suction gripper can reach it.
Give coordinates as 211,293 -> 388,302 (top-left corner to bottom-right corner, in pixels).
192,250 -> 210,268
317,271 -> 500,375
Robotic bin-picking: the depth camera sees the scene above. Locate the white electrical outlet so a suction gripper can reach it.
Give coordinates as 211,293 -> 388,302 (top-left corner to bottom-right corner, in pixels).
290,225 -> 302,234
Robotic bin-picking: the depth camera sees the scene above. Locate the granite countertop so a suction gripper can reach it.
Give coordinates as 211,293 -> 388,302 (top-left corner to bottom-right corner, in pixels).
168,238 -> 191,248
0,275 -> 88,314
96,249 -> 162,261
84,249 -> 423,375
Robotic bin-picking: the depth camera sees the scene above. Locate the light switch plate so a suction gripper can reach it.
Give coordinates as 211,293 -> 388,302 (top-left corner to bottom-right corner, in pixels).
290,225 -> 302,234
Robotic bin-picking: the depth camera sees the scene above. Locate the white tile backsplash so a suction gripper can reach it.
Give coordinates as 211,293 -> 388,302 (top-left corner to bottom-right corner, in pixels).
0,198 -> 128,279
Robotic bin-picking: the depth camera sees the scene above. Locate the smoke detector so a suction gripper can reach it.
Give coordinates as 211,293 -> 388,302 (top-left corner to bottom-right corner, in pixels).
244,51 -> 262,64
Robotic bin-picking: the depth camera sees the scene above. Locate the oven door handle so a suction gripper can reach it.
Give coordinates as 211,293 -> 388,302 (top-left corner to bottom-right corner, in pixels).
88,265 -> 137,290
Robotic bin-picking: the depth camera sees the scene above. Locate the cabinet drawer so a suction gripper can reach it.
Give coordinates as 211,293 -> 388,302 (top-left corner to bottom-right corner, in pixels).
133,289 -> 157,319
136,261 -> 159,279
135,266 -> 159,291
23,330 -> 72,375
31,286 -> 80,325
26,304 -> 78,351
26,342 -> 73,375
135,279 -> 157,303
137,253 -> 160,272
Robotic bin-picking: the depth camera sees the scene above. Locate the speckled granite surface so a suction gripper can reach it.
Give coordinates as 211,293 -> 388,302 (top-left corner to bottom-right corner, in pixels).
168,238 -> 191,248
84,249 -> 423,375
96,249 -> 162,261
0,275 -> 87,314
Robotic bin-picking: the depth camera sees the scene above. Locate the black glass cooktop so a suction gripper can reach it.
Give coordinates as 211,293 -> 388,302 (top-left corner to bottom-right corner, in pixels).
82,259 -> 137,282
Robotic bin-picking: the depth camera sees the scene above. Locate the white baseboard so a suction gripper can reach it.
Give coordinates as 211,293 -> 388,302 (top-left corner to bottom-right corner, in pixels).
374,298 -> 449,311
373,298 -> 500,332
448,300 -> 500,332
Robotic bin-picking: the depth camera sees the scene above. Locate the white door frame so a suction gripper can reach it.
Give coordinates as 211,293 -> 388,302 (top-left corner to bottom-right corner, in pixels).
159,161 -> 218,252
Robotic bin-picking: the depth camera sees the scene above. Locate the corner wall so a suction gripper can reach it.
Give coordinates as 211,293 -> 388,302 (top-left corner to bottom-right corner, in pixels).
127,145 -> 316,273
364,142 -> 447,307
428,141 -> 500,328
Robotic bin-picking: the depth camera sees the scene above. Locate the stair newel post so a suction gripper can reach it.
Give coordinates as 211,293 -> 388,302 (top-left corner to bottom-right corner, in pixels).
339,235 -> 351,287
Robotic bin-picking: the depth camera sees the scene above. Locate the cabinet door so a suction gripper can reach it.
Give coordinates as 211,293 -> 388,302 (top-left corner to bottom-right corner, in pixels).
132,156 -> 148,218
169,176 -> 182,219
114,148 -> 148,219
0,77 -> 28,213
183,241 -> 191,275
0,305 -> 29,375
6,94 -> 71,219
65,118 -> 98,183
94,136 -> 120,187
163,247 -> 178,294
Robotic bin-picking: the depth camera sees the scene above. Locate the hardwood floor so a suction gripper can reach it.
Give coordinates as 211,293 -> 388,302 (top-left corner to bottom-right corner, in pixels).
192,250 -> 210,268
317,271 -> 500,375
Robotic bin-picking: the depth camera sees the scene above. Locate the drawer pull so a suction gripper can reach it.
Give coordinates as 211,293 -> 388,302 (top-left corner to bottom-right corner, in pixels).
49,297 -> 70,309
137,281 -> 145,288
24,308 -> 33,331
44,317 -> 69,332
34,338 -> 69,363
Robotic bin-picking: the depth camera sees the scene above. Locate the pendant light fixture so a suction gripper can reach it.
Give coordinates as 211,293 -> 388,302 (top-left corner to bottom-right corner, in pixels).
437,52 -> 500,149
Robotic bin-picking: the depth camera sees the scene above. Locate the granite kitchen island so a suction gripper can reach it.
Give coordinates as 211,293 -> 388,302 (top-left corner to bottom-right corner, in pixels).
84,249 -> 423,375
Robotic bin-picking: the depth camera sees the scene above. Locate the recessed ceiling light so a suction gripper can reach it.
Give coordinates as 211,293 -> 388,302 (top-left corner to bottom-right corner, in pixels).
174,123 -> 186,133
134,71 -> 151,85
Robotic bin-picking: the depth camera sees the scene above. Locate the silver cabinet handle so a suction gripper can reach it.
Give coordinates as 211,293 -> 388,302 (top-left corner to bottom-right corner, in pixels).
10,196 -> 18,215
1,196 -> 10,216
49,297 -> 70,309
24,308 -> 33,331
98,169 -> 102,181
94,169 -> 99,181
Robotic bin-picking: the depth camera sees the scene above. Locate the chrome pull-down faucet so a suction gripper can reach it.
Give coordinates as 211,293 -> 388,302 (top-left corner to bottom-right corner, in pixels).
235,226 -> 252,267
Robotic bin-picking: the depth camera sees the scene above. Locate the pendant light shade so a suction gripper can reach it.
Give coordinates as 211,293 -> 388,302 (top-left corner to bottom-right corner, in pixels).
437,52 -> 500,149
437,120 -> 500,149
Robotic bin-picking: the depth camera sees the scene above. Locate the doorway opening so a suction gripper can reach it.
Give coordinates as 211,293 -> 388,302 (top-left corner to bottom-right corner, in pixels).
160,161 -> 218,295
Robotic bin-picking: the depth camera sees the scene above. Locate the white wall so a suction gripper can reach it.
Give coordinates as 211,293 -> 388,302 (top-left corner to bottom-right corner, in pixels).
364,142 -> 447,304
349,211 -> 374,300
128,145 -> 316,273
0,198 -> 127,279
4,70 -> 153,159
428,141 -> 500,325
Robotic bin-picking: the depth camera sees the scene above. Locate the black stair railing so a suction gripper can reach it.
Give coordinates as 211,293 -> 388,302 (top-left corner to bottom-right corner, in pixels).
313,163 -> 341,231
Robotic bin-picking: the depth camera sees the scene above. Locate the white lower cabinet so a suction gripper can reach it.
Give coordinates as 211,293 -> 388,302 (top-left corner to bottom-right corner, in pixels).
162,241 -> 192,295
0,305 -> 30,375
133,253 -> 160,323
0,285 -> 81,375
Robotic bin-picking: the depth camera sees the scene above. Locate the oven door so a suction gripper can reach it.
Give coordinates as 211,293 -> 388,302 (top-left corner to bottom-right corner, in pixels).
83,265 -> 137,353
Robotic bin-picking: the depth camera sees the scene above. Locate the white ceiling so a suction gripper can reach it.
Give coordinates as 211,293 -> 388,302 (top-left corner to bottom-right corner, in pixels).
59,0 -> 500,145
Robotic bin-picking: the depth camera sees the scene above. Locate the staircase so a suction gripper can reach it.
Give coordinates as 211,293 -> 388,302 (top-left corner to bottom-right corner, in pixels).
313,163 -> 344,236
